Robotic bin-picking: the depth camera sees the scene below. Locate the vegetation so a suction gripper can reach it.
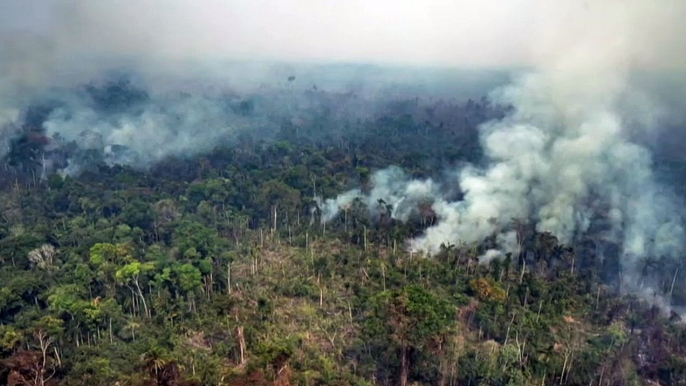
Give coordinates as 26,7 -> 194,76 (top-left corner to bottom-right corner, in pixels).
1,88 -> 686,386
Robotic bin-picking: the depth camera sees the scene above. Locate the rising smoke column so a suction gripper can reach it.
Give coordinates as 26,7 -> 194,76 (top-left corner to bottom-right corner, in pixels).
413,0 -> 686,267
320,0 -> 686,303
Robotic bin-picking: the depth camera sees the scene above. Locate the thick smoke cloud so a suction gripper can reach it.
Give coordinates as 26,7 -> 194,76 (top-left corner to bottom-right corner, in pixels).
320,0 -> 686,307
2,1 -> 684,161
2,0 -> 533,170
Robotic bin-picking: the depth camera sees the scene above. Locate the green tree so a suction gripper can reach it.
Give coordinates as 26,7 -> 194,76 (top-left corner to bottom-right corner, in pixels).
366,285 -> 454,386
116,261 -> 156,318
173,263 -> 202,312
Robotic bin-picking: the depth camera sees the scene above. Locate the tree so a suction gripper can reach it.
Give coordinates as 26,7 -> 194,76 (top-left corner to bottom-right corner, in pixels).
116,261 -> 156,318
173,263 -> 202,312
6,316 -> 65,386
366,285 -> 454,386
119,199 -> 154,232
89,243 -> 135,296
27,244 -> 57,273
470,277 -> 507,303
256,180 -> 301,231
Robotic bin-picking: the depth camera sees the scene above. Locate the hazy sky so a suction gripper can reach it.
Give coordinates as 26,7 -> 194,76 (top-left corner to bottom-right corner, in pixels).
0,0 -> 538,67
4,0 -> 681,69
0,0 -> 684,88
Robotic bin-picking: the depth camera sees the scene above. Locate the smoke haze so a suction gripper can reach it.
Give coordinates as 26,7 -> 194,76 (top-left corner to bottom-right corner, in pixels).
1,0 -> 539,167
2,0 -> 684,134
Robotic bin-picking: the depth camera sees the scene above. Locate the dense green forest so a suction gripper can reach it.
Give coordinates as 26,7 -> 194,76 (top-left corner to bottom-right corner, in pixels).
2,83 -> 686,386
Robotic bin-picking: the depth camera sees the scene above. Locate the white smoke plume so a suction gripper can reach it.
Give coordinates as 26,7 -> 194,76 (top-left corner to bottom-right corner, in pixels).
320,1 -> 686,306
317,189 -> 363,224
41,90 -> 279,168
317,166 -> 440,224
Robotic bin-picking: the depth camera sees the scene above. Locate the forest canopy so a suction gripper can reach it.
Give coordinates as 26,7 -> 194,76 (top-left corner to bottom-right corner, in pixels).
0,76 -> 686,386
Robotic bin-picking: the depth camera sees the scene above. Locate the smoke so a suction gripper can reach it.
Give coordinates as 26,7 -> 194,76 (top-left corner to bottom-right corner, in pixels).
317,166 -> 441,224
3,0 -> 683,171
317,189 -> 363,224
39,85 -> 276,169
2,0 -> 527,172
319,0 -> 686,307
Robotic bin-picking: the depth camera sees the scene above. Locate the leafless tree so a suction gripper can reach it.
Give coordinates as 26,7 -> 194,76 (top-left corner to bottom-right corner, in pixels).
28,245 -> 56,272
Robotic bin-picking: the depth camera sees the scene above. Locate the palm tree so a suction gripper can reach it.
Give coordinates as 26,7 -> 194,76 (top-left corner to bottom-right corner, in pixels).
141,345 -> 169,378
123,318 -> 141,341
437,243 -> 456,266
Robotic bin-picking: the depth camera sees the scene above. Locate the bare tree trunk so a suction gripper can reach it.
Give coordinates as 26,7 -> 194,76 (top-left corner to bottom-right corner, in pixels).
227,261 -> 232,294
671,267 -> 680,297
382,263 -> 386,291
53,346 -> 62,367
134,279 -> 150,318
400,344 -> 409,386
35,330 -> 57,386
504,312 -> 516,345
536,301 -> 544,323
519,259 -> 526,284
238,326 -> 246,365
560,351 -> 570,385
129,286 -> 138,316
364,226 -> 368,251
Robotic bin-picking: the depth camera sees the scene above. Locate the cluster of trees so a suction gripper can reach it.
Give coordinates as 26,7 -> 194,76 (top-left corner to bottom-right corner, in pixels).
0,88 -> 685,385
